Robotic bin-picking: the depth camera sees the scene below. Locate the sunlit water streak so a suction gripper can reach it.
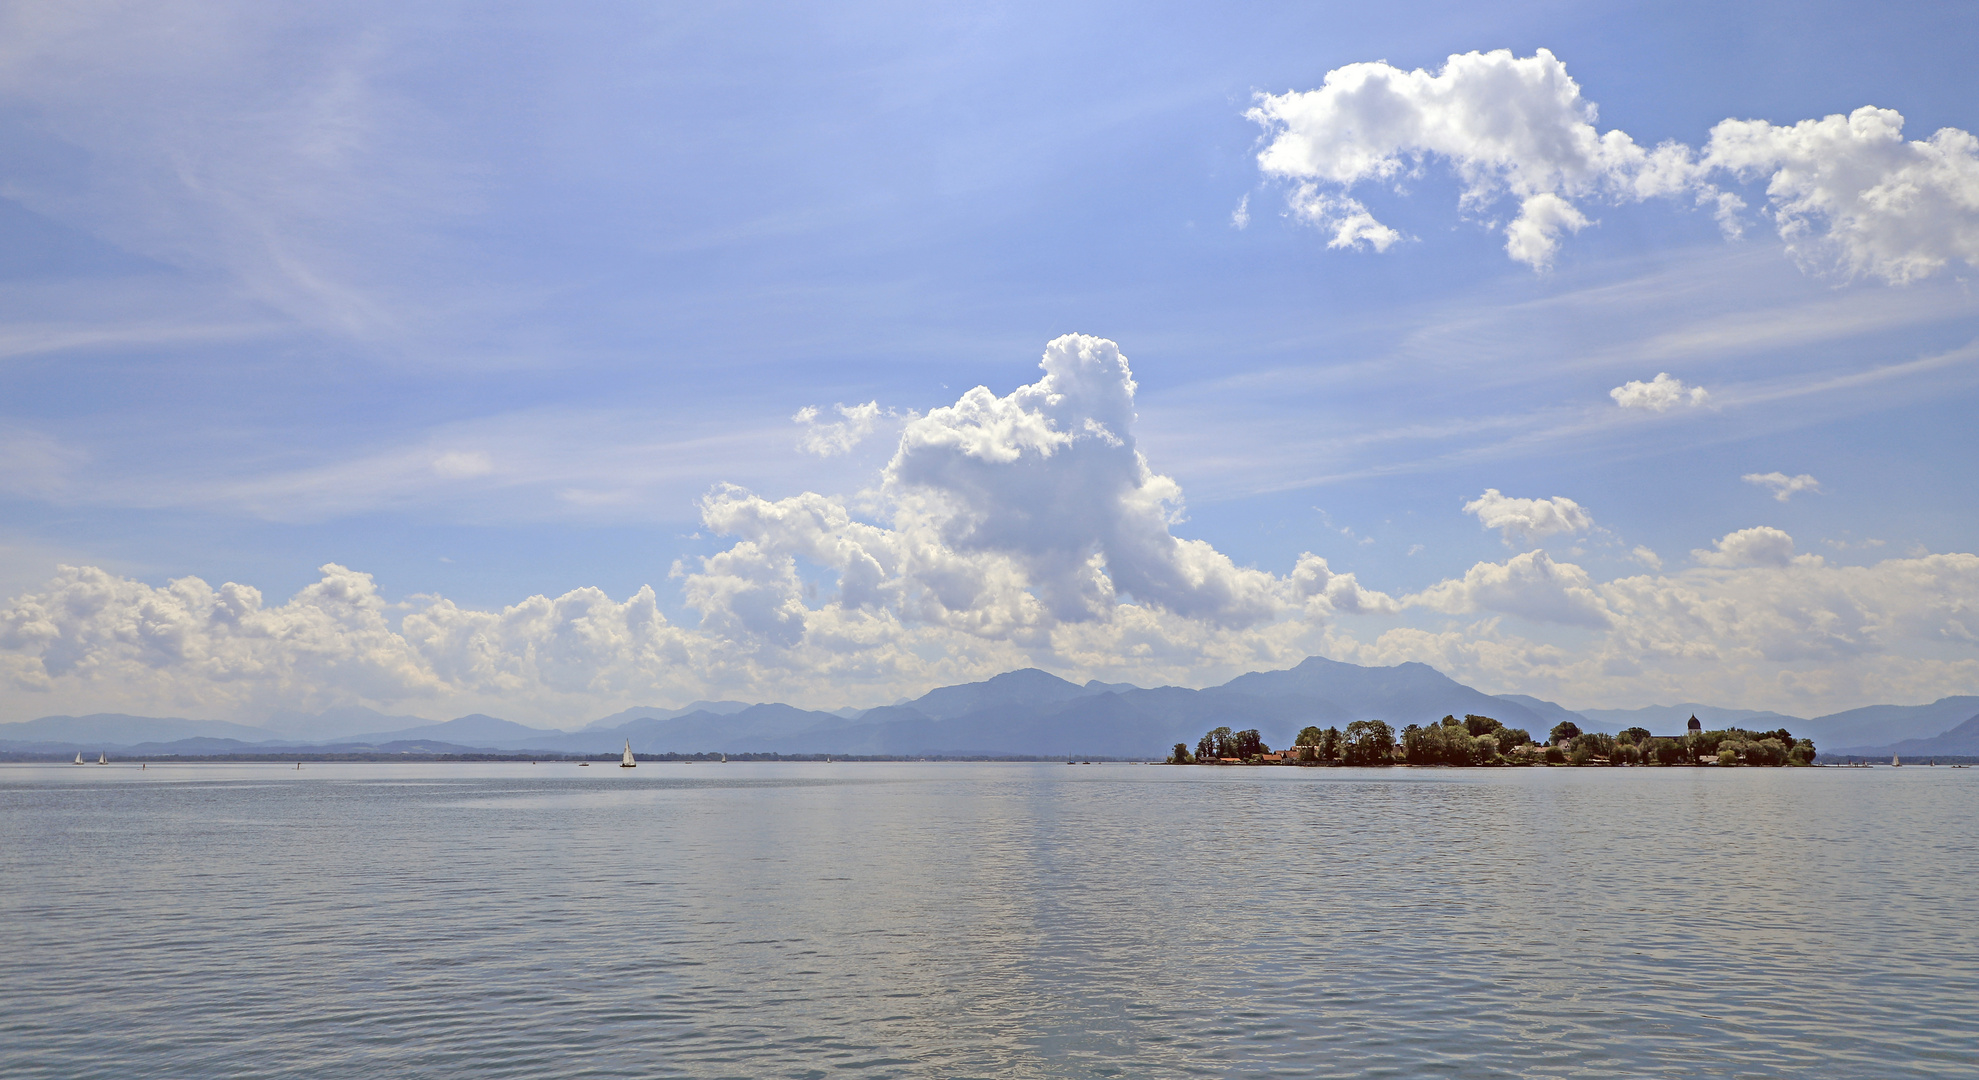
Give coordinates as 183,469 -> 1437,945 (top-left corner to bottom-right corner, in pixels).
4,762 -> 1973,1078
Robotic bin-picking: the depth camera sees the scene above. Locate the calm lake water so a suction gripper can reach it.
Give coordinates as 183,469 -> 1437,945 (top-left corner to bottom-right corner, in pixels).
4,761 -> 1974,1079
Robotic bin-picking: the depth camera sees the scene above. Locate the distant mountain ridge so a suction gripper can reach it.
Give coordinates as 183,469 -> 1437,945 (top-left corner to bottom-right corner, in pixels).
5,660 -> 1975,759
1829,708 -> 1979,757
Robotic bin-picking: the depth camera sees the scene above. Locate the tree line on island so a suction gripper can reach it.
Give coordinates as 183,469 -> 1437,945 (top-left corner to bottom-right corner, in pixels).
1171,715 -> 1817,767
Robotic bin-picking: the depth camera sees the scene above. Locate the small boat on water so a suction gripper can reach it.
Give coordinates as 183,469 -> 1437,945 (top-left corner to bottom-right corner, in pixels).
1892,754 -> 1902,767
73,752 -> 84,765
621,740 -> 637,768
97,752 -> 107,765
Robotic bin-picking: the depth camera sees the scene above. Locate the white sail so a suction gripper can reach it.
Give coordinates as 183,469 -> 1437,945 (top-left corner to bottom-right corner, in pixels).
74,752 -> 84,765
621,739 -> 636,768
97,752 -> 107,764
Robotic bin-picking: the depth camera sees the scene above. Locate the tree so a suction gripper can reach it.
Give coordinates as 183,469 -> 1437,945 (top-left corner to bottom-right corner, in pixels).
1549,720 -> 1582,745
1169,742 -> 1193,764
1343,719 -> 1396,766
1321,726 -> 1342,762
1568,732 -> 1616,765
1464,714 -> 1503,737
1194,726 -> 1266,761
1620,726 -> 1652,745
1405,721 -> 1477,766
1647,737 -> 1686,766
1748,737 -> 1789,767
1295,726 -> 1325,747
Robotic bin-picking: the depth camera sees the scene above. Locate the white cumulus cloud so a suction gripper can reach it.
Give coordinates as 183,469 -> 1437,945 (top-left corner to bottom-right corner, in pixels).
1248,48 -> 1704,269
1693,525 -> 1806,568
1743,472 -> 1822,502
1250,50 -> 1979,280
1611,372 -> 1710,411
708,335 -> 1318,633
5,345 -> 1979,723
1406,549 -> 1615,629
1463,489 -> 1596,545
1704,107 -> 1979,283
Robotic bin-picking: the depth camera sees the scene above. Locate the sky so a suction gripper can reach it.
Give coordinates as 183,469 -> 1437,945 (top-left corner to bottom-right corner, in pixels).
2,0 -> 1977,727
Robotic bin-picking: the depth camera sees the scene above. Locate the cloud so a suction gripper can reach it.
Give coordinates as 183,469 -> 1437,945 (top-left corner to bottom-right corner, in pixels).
1693,525 -> 1805,568
1230,194 -> 1250,230
1704,107 -> 1979,283
1610,372 -> 1709,411
6,519 -> 1978,724
794,402 -> 900,457
4,343 -> 1977,722
1406,550 -> 1615,629
708,335 -> 1309,632
1503,192 -> 1591,269
1743,472 -> 1822,502
1249,50 -> 1979,280
1248,48 -> 1702,269
1463,489 -> 1595,544
1287,186 -> 1402,251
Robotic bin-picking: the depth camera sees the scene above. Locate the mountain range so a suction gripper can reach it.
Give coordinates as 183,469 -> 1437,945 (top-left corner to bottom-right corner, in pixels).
4,657 -> 1974,759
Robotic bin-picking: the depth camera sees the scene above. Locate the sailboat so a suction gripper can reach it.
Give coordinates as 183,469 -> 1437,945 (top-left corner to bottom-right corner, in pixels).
1892,754 -> 1902,767
621,740 -> 636,768
73,752 -> 84,765
96,752 -> 107,765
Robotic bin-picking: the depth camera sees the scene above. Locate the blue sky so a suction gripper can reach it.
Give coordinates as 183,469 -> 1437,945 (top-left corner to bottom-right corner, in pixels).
2,1 -> 1976,725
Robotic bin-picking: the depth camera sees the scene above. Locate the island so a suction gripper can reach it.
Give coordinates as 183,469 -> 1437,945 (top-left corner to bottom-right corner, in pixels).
1170,715 -> 1817,767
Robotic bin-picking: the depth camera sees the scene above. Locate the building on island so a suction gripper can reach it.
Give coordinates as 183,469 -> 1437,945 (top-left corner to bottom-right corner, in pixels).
1649,715 -> 1705,741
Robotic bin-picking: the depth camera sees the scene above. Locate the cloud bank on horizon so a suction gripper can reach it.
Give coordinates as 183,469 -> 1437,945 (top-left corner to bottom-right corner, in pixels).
4,334 -> 1974,726
1249,48 -> 1979,278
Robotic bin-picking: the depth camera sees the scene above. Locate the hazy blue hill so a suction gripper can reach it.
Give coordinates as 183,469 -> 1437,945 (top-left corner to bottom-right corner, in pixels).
1490,694 -> 1588,732
1806,697 -> 1979,749
610,658 -> 1586,756
582,701 -> 754,731
512,702 -> 856,754
1217,657 -> 1551,733
265,705 -> 436,740
333,714 -> 561,748
26,660 -> 1973,761
898,668 -> 1107,721
25,736 -> 498,756
1572,703 -> 1805,735
1829,711 -> 1979,756
0,713 -> 284,748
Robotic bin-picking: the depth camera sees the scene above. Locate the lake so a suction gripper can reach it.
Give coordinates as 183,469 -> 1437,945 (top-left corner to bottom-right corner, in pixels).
3,762 -> 1974,1078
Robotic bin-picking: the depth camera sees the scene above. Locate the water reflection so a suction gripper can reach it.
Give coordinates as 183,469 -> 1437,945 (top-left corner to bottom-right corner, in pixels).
3,763 -> 1973,1078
